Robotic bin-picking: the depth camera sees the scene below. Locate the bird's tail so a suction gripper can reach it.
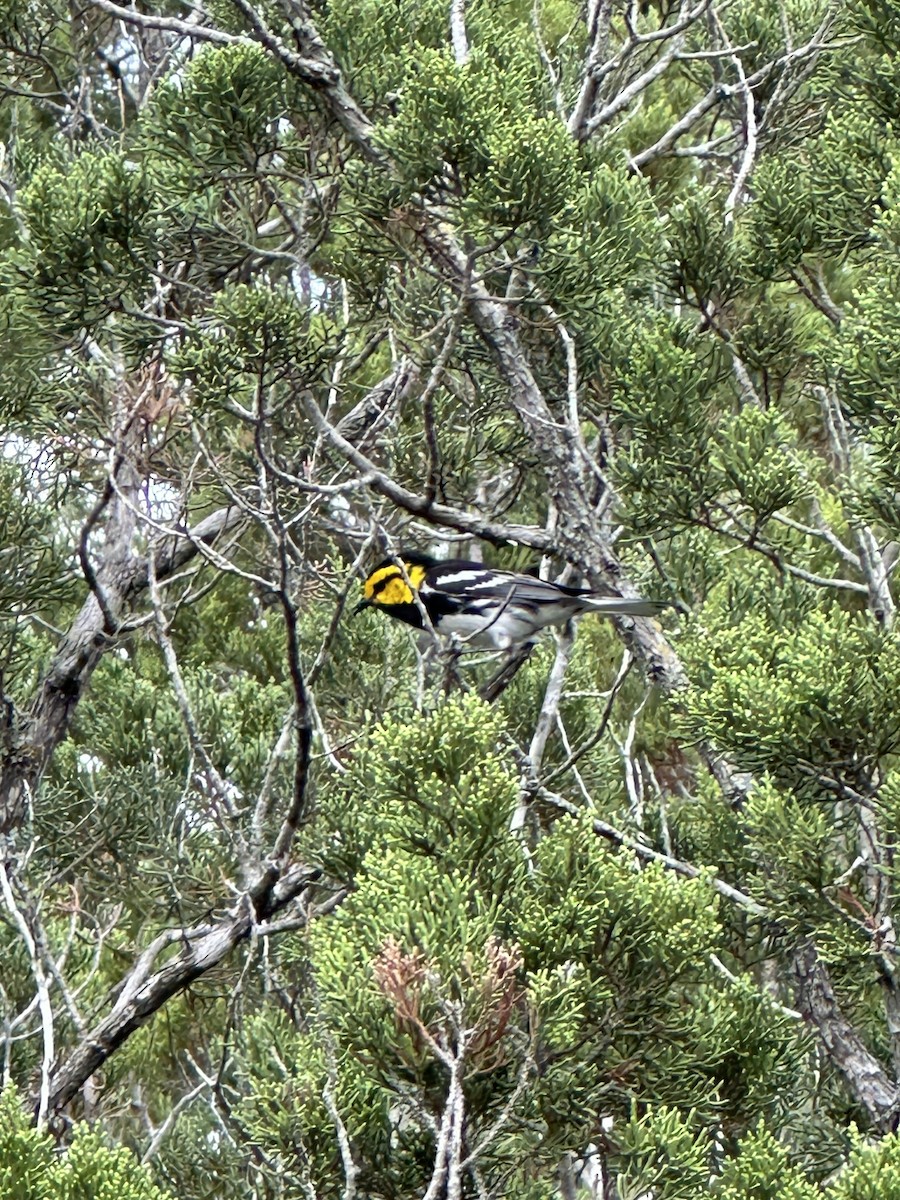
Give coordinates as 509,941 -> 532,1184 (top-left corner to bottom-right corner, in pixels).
580,596 -> 666,618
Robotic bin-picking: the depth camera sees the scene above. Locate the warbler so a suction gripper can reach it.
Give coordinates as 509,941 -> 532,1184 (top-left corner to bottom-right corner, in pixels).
354,552 -> 664,649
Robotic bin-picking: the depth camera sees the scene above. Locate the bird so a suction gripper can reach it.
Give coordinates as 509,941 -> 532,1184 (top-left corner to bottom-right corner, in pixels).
354,551 -> 665,650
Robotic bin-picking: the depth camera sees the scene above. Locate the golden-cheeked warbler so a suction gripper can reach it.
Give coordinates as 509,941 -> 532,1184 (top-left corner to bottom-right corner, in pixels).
355,552 -> 664,649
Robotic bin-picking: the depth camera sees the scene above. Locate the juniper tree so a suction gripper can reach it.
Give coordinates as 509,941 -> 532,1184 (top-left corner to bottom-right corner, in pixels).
2,0 -> 900,1195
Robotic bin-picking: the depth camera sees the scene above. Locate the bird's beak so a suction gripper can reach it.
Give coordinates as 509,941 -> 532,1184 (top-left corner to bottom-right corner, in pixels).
352,599 -> 371,616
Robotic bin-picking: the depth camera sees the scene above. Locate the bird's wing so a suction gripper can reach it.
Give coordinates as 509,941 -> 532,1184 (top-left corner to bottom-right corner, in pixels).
423,562 -> 586,607
423,561 -> 666,618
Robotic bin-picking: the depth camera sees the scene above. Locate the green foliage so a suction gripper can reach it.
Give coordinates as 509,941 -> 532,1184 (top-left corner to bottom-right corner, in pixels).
668,191 -> 746,305
827,1128 -> 900,1198
252,699 -> 811,1191
613,1105 -> 711,1199
733,293 -> 827,396
144,45 -> 290,187
538,162 -> 663,323
836,159 -> 900,463
716,1121 -> 819,1199
611,313 -> 725,533
681,604 -> 900,793
743,158 -> 823,278
741,777 -> 836,914
714,406 -> 811,522
0,1086 -> 173,1200
18,150 -> 157,333
744,115 -> 894,276
0,1086 -> 56,1199
2,0 -> 900,1194
466,110 -> 579,229
171,281 -> 333,415
320,0 -> 448,99
375,38 -> 569,230
0,456 -> 72,668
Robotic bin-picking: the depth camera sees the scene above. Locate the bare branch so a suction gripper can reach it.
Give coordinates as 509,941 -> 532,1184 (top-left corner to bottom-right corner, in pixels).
512,623 -> 574,841
46,863 -> 323,1114
534,779 -> 767,916
450,0 -> 469,64
791,263 -> 845,326
793,941 -> 900,1129
301,389 -> 553,552
770,509 -> 861,571
78,480 -> 119,634
148,556 -> 247,844
569,0 -> 711,140
87,0 -> 383,157
545,649 -> 634,785
715,10 -> 760,224
634,13 -> 839,167
86,0 -> 245,48
632,80 -> 733,167
459,1039 -> 535,1170
566,0 -> 614,139
0,861 -> 54,1127
814,386 -> 895,625
584,19 -> 694,138
140,1081 -> 207,1164
0,503 -> 243,836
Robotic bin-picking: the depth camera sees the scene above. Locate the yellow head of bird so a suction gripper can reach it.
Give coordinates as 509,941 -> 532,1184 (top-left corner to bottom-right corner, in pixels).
355,557 -> 431,612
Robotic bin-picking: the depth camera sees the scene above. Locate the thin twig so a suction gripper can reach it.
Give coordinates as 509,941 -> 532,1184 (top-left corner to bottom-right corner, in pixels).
0,861 -> 54,1127
450,0 -> 469,63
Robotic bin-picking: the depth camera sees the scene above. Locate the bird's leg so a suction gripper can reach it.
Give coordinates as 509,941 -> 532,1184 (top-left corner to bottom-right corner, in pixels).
479,643 -> 536,704
441,636 -> 466,695
414,633 -> 466,702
